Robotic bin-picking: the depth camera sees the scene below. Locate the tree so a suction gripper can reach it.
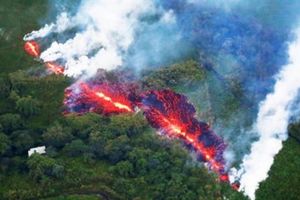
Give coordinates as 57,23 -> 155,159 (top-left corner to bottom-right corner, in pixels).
89,129 -> 111,159
0,132 -> 10,155
16,96 -> 40,117
63,139 -> 89,157
0,113 -> 23,133
51,164 -> 65,178
0,77 -> 11,97
105,135 -> 131,163
8,70 -> 28,91
163,173 -> 191,200
289,122 -> 300,138
256,137 -> 300,200
9,90 -> 20,102
128,147 -> 152,175
42,122 -> 73,148
64,113 -> 106,139
111,161 -> 134,177
27,154 -> 64,182
108,114 -> 148,137
141,60 -> 205,90
10,130 -> 34,154
113,178 -> 136,199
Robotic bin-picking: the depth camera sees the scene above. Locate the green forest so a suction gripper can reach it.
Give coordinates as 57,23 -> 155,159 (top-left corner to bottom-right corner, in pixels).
1,1 -> 300,200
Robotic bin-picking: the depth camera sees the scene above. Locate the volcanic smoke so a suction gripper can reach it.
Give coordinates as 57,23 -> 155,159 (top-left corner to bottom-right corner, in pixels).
23,0 -> 173,78
23,1 -> 300,199
24,41 -> 65,75
44,62 -> 65,75
233,28 -> 300,199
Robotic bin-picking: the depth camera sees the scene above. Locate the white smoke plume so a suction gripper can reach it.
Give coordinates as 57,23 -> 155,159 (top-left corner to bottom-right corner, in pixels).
23,0 -> 173,78
24,12 -> 73,40
232,28 -> 300,200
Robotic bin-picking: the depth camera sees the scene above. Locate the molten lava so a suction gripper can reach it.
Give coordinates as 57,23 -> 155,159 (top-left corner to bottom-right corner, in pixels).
64,82 -> 134,115
22,37 -> 236,188
64,85 -> 230,182
45,62 -> 65,75
24,41 -> 40,58
137,90 -> 229,182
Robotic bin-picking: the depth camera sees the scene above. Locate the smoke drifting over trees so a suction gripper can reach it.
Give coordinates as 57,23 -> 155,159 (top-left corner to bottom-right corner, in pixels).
1,0 -> 300,199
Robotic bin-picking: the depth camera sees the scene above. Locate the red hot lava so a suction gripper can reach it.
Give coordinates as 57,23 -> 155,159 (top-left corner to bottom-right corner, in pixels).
24,41 -> 65,75
45,62 -> 65,75
137,89 -> 229,182
24,41 -> 40,58
23,38 -> 237,188
64,82 -> 135,115
64,84 -> 231,184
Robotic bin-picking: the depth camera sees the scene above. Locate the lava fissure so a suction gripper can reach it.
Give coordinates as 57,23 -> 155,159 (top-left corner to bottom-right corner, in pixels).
24,41 -> 65,75
24,43 -> 236,188
138,90 -> 229,182
64,82 -> 134,115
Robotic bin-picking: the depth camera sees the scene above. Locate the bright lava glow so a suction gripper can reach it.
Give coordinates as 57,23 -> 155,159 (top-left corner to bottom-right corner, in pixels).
45,62 -> 65,75
64,82 -> 134,115
24,41 -> 40,58
95,91 -> 133,112
138,90 -> 230,183
64,86 -> 232,184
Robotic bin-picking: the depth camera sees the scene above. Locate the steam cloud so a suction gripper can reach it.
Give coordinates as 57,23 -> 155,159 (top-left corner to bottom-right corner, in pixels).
24,0 -> 300,199
24,0 -> 175,77
234,28 -> 300,199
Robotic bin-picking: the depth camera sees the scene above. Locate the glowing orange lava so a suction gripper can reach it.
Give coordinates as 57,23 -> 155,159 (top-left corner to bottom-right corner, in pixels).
45,62 -> 65,75
95,91 -> 133,112
24,41 -> 40,58
80,83 -> 134,114
155,112 -> 221,172
138,90 -> 230,183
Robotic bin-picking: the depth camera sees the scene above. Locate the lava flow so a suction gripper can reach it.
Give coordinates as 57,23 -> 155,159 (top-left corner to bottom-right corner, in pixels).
64,82 -> 134,115
24,41 -> 40,58
23,35 -> 237,190
45,62 -> 65,75
137,89 -> 229,182
64,85 -> 230,183
24,41 -> 65,75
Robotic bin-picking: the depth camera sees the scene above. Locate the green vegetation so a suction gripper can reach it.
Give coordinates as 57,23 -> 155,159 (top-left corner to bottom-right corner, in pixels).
0,0 -> 47,74
0,1 -> 299,200
256,123 -> 300,200
0,56 -> 244,199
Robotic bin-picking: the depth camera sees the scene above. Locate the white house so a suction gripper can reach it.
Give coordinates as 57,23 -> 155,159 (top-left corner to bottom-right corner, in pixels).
28,146 -> 46,157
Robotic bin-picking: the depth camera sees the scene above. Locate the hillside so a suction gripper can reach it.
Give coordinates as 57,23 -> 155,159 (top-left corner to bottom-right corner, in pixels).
1,1 -> 300,200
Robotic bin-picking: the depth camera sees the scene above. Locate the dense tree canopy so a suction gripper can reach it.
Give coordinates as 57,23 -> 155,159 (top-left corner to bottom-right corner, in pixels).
0,2 -> 298,198
42,122 -> 73,148
16,96 -> 40,117
27,154 -> 64,182
0,114 -> 23,134
0,132 -> 10,155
